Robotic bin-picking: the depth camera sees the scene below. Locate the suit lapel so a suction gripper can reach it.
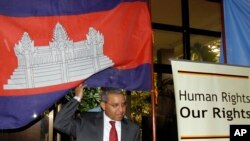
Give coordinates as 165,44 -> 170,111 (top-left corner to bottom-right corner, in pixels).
121,119 -> 129,141
96,112 -> 104,141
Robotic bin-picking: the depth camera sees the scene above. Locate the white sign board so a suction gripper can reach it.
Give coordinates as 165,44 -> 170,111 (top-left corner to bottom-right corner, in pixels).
171,60 -> 250,141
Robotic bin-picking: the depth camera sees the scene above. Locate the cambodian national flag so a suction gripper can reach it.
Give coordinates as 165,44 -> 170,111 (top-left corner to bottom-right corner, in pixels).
0,0 -> 152,129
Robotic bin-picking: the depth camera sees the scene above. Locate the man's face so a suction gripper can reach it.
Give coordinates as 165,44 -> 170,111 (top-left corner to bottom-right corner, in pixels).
101,93 -> 126,121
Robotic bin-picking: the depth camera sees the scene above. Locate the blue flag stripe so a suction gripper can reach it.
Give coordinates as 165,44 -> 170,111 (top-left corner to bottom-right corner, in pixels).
0,0 -> 144,17
86,64 -> 152,91
0,90 -> 67,129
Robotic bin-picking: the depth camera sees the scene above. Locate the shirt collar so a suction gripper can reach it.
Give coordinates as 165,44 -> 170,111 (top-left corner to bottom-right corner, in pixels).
103,112 -> 121,125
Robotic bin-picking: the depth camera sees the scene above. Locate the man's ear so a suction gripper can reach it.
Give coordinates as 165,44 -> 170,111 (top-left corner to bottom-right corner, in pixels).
100,102 -> 105,110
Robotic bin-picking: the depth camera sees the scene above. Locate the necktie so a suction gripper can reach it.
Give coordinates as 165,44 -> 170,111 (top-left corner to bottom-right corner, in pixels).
109,121 -> 118,141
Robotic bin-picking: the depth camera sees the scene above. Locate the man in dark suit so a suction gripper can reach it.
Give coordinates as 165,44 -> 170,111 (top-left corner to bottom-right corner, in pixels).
54,84 -> 140,141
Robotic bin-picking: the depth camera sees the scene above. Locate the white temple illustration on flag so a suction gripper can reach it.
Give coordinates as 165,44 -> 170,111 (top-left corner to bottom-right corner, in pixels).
4,23 -> 114,89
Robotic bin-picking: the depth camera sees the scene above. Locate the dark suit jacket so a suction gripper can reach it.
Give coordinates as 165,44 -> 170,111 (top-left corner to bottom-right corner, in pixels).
54,99 -> 140,141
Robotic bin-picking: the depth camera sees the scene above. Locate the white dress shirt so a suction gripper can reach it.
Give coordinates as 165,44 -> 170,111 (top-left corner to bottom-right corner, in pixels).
103,112 -> 121,141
